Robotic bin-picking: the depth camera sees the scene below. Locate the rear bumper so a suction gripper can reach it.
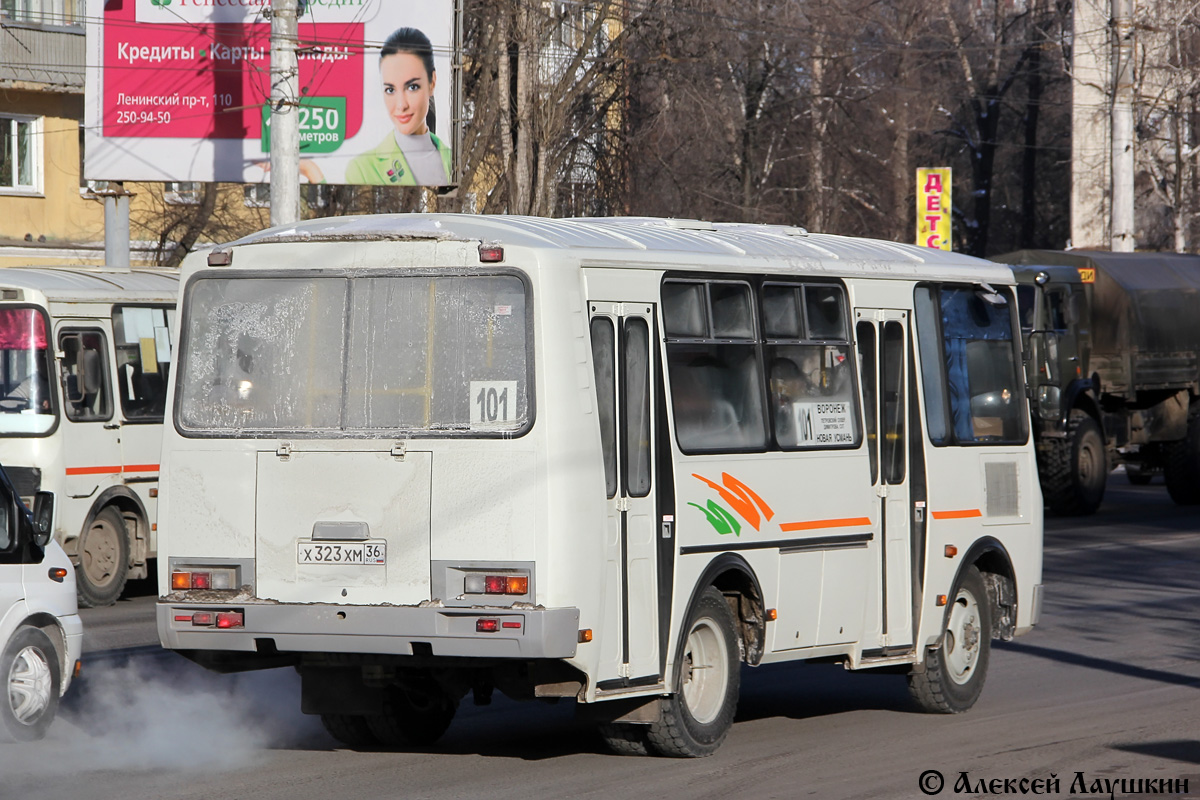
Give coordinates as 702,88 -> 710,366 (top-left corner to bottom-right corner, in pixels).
157,600 -> 580,660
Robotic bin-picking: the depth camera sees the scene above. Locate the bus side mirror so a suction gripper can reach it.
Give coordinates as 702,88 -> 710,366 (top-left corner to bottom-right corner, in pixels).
31,491 -> 54,548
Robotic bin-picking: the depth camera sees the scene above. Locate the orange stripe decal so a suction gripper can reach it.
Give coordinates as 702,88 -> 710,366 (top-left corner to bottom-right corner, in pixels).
931,509 -> 983,520
66,465 -> 159,476
780,516 -> 872,533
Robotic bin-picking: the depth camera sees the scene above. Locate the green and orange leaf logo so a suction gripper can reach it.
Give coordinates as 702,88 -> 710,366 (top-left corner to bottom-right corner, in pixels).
688,472 -> 774,537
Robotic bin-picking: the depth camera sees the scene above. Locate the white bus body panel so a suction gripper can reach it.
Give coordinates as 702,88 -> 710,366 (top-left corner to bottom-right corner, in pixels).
156,215 -> 1043,706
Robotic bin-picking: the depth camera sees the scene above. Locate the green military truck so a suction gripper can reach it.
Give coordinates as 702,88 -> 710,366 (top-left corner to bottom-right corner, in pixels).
993,250 -> 1200,515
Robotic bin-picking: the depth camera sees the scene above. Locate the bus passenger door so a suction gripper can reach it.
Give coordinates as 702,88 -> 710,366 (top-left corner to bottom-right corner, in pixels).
590,302 -> 660,685
856,311 -> 914,648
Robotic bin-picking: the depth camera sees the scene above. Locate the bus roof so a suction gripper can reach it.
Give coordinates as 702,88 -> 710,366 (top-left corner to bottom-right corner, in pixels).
0,266 -> 179,302
218,214 -> 1014,284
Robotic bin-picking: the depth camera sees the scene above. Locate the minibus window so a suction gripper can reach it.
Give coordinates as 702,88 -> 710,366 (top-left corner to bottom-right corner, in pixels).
881,321 -> 906,483
663,279 -> 766,453
0,307 -> 54,435
856,322 -> 878,482
623,317 -> 652,497
938,285 -> 1025,444
179,274 -> 531,436
58,330 -> 112,423
710,283 -> 755,339
113,306 -> 172,421
590,317 -> 617,498
914,287 -> 950,444
763,283 -> 858,451
661,282 -> 706,338
804,286 -> 848,340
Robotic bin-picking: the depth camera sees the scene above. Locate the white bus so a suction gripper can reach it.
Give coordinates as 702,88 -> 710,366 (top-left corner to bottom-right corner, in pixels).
0,268 -> 179,607
158,215 -> 1043,757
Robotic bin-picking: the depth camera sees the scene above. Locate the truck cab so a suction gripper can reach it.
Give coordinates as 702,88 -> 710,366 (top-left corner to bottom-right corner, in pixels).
998,250 -> 1200,515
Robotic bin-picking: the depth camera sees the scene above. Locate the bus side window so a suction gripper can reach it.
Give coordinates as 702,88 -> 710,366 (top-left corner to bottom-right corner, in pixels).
590,317 -> 617,498
623,317 -> 652,497
58,331 -> 112,422
663,280 -> 766,453
856,321 -> 878,482
113,306 -> 172,421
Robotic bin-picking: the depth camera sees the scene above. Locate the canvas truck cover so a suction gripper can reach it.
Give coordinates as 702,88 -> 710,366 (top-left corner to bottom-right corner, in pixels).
995,250 -> 1200,394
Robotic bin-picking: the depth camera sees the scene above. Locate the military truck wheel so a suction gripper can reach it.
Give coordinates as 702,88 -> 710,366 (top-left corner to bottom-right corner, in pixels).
1040,410 -> 1106,516
1165,412 -> 1200,505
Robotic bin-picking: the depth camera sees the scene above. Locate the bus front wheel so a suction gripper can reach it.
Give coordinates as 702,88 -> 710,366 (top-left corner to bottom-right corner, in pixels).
647,586 -> 740,757
75,507 -> 130,608
908,565 -> 992,714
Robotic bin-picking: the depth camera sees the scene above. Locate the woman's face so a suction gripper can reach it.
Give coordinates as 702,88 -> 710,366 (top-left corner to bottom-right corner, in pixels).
381,52 -> 435,137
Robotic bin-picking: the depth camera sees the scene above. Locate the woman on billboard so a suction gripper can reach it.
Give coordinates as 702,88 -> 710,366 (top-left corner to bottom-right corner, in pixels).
345,27 -> 452,186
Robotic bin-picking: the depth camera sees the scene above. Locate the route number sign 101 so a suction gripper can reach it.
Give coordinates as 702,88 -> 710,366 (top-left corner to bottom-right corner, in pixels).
470,381 -> 518,427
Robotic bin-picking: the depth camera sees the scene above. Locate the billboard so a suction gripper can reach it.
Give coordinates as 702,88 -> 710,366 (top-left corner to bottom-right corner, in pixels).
916,167 -> 951,251
84,0 -> 456,187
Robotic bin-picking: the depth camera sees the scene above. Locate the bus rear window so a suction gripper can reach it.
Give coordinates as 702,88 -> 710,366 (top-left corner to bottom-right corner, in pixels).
177,273 -> 531,436
0,307 -> 54,435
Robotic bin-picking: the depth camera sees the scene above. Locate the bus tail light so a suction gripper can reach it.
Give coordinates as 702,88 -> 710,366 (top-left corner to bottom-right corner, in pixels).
464,574 -> 529,596
216,612 -> 244,629
476,618 -> 499,633
171,567 -> 238,591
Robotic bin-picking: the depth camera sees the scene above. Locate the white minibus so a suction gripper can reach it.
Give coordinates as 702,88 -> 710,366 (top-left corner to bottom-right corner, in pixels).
0,470 -> 80,742
158,215 -> 1043,757
0,268 -> 179,606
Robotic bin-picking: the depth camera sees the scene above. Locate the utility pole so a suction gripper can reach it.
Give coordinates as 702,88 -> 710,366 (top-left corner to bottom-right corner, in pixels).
269,0 -> 301,227
1111,0 -> 1136,252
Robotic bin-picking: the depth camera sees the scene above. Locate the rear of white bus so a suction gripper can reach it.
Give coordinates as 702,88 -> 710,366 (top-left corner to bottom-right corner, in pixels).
0,300 -> 61,524
156,237 -> 588,745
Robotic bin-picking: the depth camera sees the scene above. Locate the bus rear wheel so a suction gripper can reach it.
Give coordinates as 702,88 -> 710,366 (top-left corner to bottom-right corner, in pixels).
75,507 -> 130,608
367,684 -> 457,748
647,586 -> 740,757
320,714 -> 378,748
909,566 -> 992,714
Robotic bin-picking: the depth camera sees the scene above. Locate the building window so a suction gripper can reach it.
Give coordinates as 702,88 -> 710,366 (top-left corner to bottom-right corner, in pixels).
243,184 -> 270,208
164,182 -> 201,205
1,0 -> 81,26
0,115 -> 41,193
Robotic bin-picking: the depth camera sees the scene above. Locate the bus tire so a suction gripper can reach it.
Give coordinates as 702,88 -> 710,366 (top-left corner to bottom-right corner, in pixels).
647,586 -> 740,758
320,714 -> 378,747
75,506 -> 130,608
908,566 -> 991,714
0,626 -> 61,743
1040,410 -> 1106,516
1165,412 -> 1200,505
367,685 -> 457,748
598,722 -> 652,756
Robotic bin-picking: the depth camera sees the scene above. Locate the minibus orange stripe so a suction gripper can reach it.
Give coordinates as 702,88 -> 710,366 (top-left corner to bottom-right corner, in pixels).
66,465 -> 121,476
931,509 -> 983,520
66,464 -> 159,476
779,516 -> 872,533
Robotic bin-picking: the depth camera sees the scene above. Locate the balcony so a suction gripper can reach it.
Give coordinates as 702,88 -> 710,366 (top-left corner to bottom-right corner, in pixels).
0,16 -> 85,93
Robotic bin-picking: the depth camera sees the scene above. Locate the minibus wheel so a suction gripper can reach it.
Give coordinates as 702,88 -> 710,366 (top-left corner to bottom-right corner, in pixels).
367,684 -> 458,747
908,565 -> 992,713
320,714 -> 378,747
0,626 -> 61,743
76,507 -> 130,608
647,586 -> 740,757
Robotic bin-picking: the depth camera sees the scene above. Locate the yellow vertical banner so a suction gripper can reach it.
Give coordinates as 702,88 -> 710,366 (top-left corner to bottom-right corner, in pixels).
916,168 -> 952,250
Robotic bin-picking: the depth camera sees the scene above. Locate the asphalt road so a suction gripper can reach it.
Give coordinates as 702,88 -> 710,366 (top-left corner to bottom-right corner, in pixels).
2,473 -> 1200,800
